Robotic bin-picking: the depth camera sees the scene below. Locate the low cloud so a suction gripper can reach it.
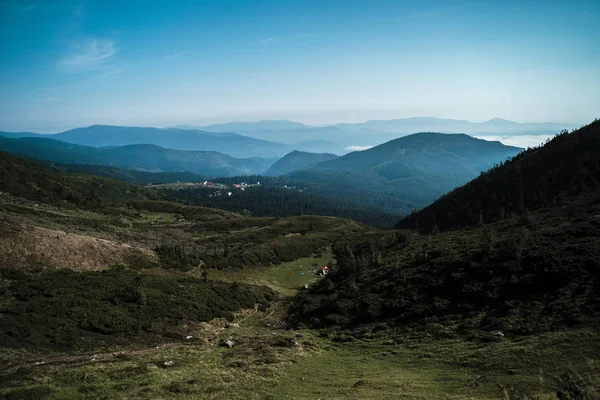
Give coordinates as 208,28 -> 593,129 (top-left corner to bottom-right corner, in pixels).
260,37 -> 274,45
59,39 -> 117,69
346,145 -> 373,152
474,134 -> 555,149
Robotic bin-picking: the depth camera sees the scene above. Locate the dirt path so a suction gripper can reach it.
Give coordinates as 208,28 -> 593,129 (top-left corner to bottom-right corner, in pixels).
238,304 -> 259,323
8,342 -> 189,372
261,303 -> 277,320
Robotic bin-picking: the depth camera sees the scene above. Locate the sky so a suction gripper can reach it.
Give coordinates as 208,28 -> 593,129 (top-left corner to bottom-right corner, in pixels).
0,0 -> 598,133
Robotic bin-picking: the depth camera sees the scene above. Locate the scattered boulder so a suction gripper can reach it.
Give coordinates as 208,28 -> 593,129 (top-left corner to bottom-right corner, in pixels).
220,339 -> 236,348
491,330 -> 505,337
185,335 -> 193,340
227,323 -> 240,329
163,360 -> 175,367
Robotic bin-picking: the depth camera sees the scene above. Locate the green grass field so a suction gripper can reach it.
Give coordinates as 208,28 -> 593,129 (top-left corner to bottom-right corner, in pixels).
2,249 -> 598,400
210,249 -> 335,295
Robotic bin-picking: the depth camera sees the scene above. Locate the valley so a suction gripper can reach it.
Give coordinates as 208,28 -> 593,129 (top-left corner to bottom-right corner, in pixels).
0,121 -> 599,399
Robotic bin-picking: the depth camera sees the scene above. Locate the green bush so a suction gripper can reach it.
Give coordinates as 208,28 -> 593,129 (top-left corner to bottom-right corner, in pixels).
0,267 -> 276,350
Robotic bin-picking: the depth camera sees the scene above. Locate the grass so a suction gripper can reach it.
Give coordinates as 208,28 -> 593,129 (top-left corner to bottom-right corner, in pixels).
2,149 -> 600,399
2,204 -> 599,399
270,328 -> 600,400
3,322 -> 598,399
209,248 -> 335,295
133,211 -> 179,224
1,250 -> 599,399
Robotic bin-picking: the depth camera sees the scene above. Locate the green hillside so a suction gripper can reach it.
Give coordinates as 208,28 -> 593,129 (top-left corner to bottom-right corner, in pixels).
286,132 -> 522,215
43,162 -> 207,185
0,151 -> 165,210
397,119 -> 600,231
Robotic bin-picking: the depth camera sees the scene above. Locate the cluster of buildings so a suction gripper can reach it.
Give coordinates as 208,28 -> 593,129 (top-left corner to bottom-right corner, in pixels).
206,181 -> 261,198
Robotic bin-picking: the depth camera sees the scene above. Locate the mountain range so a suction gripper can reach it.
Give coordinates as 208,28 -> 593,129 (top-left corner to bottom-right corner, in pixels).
173,117 -> 579,151
0,136 -> 276,177
331,117 -> 579,136
0,118 -> 578,160
283,133 -> 522,215
0,125 -> 289,158
0,131 -> 523,217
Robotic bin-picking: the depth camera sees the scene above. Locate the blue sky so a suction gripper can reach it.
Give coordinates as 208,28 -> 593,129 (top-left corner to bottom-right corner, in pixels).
0,0 -> 598,132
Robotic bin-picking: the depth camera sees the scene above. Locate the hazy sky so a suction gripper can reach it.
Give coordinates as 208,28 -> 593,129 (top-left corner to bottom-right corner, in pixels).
1,0 -> 598,132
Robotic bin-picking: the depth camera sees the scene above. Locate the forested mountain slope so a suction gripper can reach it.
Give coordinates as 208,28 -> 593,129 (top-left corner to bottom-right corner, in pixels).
291,120 -> 600,336
163,184 -> 399,228
42,162 -> 207,185
285,133 -> 522,214
397,120 -> 600,231
0,151 -> 165,209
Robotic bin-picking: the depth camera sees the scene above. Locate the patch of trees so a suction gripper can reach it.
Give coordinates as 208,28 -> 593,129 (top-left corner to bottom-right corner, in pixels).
184,215 -> 365,269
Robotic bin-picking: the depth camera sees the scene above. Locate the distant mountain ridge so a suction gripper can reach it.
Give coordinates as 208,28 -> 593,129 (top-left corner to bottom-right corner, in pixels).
335,117 -> 580,136
172,120 -> 313,133
1,118 -> 576,160
174,117 -> 577,137
0,125 -> 289,158
264,150 -> 338,176
170,117 -> 578,153
0,136 -> 276,177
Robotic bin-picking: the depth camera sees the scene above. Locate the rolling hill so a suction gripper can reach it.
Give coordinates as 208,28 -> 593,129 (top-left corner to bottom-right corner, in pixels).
285,133 -> 522,215
0,125 -> 289,158
0,136 -> 276,177
264,150 -> 338,176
